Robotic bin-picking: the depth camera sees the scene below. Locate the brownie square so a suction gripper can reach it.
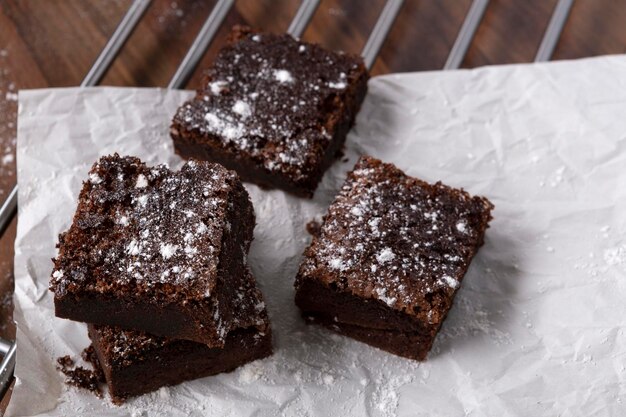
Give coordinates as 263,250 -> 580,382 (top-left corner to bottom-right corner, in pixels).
50,154 -> 256,347
294,156 -> 494,360
89,268 -> 272,403
170,25 -> 369,198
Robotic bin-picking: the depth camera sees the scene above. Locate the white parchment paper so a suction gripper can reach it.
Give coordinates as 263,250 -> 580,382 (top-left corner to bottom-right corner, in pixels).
9,55 -> 626,416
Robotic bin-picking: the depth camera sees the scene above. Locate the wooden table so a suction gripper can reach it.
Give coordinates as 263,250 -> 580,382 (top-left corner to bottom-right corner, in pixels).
0,0 -> 625,410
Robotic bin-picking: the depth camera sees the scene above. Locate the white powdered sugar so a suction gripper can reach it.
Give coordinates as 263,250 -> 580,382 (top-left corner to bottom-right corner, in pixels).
328,81 -> 346,89
209,80 -> 228,95
350,206 -> 363,217
183,245 -> 198,256
604,244 -> 626,266
329,258 -> 348,271
273,69 -> 293,83
159,243 -> 179,259
375,287 -> 397,306
127,240 -> 142,256
89,173 -> 102,184
136,194 -> 148,207
376,247 -> 396,264
238,362 -> 263,384
203,112 -> 244,141
232,100 -> 252,119
438,274 -> 460,289
135,174 -> 148,188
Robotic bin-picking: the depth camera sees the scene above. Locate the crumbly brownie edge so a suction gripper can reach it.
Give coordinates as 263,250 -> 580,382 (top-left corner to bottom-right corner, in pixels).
209,177 -> 258,338
88,324 -> 272,404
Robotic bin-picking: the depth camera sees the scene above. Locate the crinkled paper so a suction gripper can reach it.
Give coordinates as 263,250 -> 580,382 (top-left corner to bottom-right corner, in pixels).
8,55 -> 626,416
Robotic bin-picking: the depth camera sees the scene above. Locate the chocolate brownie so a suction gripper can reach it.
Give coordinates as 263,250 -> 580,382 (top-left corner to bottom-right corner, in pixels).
50,154 -> 256,347
88,268 -> 272,403
171,25 -> 369,198
295,156 -> 494,360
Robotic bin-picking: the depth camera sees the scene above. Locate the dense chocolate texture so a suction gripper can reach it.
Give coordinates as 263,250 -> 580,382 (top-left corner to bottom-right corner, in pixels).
295,156 -> 493,360
88,269 -> 272,403
50,154 -> 256,346
171,25 -> 369,198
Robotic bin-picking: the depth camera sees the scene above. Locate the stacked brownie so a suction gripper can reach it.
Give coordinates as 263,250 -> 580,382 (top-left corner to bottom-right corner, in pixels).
49,155 -> 272,402
295,156 -> 493,360
171,25 -> 369,197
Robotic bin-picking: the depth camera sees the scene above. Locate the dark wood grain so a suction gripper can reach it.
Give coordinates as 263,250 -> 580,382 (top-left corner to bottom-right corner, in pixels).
1,0 -> 626,409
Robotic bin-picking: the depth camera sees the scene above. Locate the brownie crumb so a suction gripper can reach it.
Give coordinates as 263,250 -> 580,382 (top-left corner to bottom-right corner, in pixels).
57,355 -> 74,368
82,345 -> 105,383
306,220 -> 322,237
57,353 -> 103,397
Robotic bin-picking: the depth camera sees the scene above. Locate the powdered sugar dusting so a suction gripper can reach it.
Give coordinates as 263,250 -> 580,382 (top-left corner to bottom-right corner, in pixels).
438,274 -> 460,289
375,287 -> 397,306
173,30 -> 365,183
88,173 -> 102,184
375,247 -> 395,264
232,100 -> 251,119
299,156 -> 492,314
209,80 -> 228,95
604,244 -> 626,266
50,156 -> 239,297
159,243 -> 178,259
135,174 -> 148,188
273,69 -> 293,83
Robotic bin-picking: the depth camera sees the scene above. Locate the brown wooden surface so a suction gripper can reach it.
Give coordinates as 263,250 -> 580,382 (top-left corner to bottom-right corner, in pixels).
1,0 -> 626,411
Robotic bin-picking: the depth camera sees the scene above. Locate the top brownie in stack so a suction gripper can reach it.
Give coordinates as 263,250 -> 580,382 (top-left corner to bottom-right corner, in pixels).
171,25 -> 369,198
50,154 -> 255,347
295,156 -> 494,360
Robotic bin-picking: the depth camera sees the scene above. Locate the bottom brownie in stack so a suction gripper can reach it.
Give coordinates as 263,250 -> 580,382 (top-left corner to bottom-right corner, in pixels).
88,268 -> 272,403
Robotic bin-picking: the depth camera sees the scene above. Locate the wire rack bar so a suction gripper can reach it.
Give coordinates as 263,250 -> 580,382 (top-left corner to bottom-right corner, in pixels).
362,0 -> 405,70
535,0 -> 574,62
0,340 -> 15,400
444,0 -> 489,70
168,0 -> 235,89
288,0 -> 320,38
0,186 -> 16,237
82,0 -> 151,87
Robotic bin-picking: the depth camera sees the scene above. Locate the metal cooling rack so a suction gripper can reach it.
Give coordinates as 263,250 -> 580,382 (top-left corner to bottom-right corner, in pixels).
0,0 -> 576,399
